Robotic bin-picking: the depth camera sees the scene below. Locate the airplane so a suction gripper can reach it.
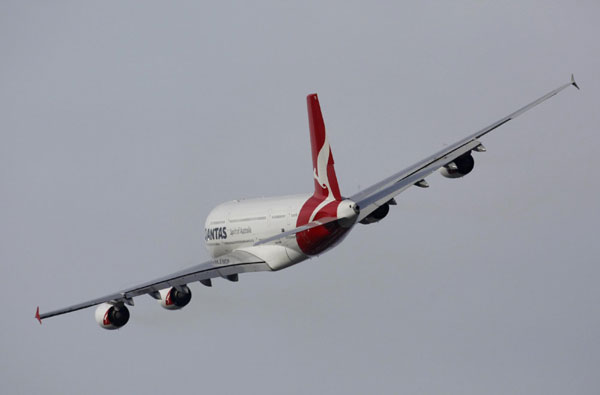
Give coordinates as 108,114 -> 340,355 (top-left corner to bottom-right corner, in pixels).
36,75 -> 580,329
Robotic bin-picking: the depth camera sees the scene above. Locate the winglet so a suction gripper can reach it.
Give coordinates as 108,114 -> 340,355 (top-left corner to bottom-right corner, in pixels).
571,74 -> 580,90
35,306 -> 42,324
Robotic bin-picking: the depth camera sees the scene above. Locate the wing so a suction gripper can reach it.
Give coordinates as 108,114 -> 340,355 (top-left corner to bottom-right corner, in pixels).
351,75 -> 579,222
37,250 -> 269,321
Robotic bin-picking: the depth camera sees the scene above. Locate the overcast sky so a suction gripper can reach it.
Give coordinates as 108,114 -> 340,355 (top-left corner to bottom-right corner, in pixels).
1,1 -> 599,394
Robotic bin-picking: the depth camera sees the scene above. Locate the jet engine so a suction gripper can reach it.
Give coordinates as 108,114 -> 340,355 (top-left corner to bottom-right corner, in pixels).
359,203 -> 390,224
440,152 -> 475,178
159,285 -> 192,310
95,303 -> 130,330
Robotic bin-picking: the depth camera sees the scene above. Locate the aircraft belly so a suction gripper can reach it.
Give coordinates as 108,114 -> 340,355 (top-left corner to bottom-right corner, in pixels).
238,244 -> 307,271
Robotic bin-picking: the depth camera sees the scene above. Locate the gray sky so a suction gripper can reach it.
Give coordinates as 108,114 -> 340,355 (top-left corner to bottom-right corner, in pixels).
1,1 -> 599,394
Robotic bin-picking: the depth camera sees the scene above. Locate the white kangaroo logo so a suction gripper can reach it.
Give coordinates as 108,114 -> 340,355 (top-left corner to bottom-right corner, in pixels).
309,135 -> 335,222
313,135 -> 332,192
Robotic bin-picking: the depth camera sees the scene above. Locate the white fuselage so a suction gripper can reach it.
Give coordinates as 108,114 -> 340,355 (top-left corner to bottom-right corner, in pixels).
204,194 -> 311,270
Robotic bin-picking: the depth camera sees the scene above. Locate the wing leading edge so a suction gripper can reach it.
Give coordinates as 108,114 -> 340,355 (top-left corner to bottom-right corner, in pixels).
351,75 -> 579,221
37,250 -> 268,322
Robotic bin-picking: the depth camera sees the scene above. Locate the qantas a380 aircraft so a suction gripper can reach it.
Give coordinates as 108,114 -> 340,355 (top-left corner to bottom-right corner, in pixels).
36,76 -> 579,329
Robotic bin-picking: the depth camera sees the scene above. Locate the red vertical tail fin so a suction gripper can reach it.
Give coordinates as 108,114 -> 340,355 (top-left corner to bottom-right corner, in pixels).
307,94 -> 342,201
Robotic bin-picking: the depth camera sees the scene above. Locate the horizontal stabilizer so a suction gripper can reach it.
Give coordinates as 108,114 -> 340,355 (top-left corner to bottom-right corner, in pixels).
254,216 -> 340,246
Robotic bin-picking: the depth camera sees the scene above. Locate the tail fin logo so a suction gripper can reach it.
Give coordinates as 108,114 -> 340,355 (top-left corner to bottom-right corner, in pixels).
313,134 -> 332,193
307,94 -> 342,202
309,135 -> 336,222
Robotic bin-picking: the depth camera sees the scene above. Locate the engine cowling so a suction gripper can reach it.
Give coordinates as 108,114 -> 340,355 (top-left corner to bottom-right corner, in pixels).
359,203 -> 390,224
159,285 -> 192,310
440,152 -> 475,178
95,303 -> 130,330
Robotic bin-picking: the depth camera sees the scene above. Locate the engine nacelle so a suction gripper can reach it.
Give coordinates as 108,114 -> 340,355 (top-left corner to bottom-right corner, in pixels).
95,303 -> 130,330
359,203 -> 390,224
440,152 -> 475,178
159,285 -> 192,310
